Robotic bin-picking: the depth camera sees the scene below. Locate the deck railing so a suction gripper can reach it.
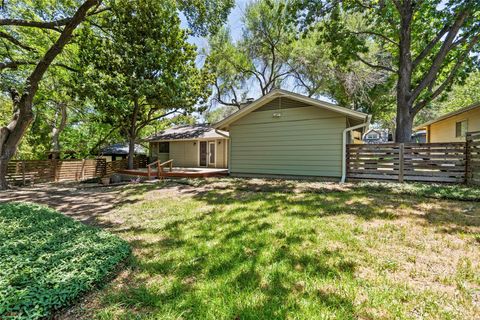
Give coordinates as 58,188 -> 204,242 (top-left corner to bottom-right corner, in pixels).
147,159 -> 173,179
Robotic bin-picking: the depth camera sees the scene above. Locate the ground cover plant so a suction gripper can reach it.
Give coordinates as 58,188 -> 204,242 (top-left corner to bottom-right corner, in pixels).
0,202 -> 131,319
45,178 -> 479,320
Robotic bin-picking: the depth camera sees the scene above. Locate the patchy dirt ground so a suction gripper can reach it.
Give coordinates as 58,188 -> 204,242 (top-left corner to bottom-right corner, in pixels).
1,178 -> 480,319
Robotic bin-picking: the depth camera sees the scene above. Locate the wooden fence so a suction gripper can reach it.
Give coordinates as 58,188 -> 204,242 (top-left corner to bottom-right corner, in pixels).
347,142 -> 467,183
466,131 -> 480,185
7,159 -> 107,185
6,156 -> 148,185
105,157 -> 147,176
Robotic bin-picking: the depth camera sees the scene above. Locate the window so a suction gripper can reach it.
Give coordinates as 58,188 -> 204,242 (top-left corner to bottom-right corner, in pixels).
455,120 -> 468,137
366,133 -> 379,139
158,142 -> 169,153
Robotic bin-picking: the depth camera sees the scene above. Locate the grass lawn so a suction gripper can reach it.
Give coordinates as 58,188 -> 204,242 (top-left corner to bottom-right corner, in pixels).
55,178 -> 480,320
0,203 -> 130,319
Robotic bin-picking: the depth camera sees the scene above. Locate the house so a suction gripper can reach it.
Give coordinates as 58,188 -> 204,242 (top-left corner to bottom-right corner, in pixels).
145,125 -> 229,168
214,89 -> 370,179
414,102 -> 480,142
99,143 -> 147,162
363,129 -> 390,144
411,130 -> 427,143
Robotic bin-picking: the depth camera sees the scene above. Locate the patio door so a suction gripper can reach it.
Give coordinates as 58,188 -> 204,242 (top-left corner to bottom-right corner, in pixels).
199,141 -> 207,167
209,142 -> 215,167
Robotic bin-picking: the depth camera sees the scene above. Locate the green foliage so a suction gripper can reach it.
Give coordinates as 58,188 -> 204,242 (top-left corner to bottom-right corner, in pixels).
0,202 -> 130,319
179,0 -> 235,36
417,71 -> 480,124
293,0 -> 480,137
77,0 -> 212,149
206,0 -> 296,106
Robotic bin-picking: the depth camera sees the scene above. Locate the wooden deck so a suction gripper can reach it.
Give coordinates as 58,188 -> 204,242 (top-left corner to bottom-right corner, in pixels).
117,167 -> 228,178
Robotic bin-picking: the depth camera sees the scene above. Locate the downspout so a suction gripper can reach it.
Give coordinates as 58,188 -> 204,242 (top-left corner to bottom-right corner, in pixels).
215,129 -> 230,173
340,115 -> 372,183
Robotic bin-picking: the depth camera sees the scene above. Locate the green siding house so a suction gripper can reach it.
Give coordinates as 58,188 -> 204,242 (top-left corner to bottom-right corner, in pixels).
214,89 -> 370,179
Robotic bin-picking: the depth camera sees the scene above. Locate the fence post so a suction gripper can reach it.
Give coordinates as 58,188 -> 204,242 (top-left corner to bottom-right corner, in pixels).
465,133 -> 471,184
81,159 -> 86,180
398,143 -> 404,183
22,161 -> 26,186
52,159 -> 58,182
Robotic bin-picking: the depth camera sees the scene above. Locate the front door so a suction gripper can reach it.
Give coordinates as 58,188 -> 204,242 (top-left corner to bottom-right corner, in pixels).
199,141 -> 207,167
209,142 -> 215,167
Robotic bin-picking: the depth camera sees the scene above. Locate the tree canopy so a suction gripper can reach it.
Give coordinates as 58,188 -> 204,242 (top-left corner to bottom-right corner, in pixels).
292,0 -> 480,141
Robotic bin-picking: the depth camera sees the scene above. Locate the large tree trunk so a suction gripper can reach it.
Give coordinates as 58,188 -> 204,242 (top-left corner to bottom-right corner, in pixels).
395,103 -> 413,143
0,106 -> 35,189
0,158 -> 8,190
0,0 -> 100,190
127,137 -> 135,170
127,98 -> 140,170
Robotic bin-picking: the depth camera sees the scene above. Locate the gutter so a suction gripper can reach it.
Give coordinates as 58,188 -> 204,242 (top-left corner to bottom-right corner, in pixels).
340,115 -> 372,183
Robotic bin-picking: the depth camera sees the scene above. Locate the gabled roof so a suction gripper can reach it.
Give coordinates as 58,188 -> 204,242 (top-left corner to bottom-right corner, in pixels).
213,89 -> 369,129
414,102 -> 480,130
145,124 -> 229,142
100,143 -> 147,156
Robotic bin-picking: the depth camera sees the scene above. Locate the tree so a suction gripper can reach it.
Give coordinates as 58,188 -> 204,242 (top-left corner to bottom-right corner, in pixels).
78,0 -> 212,169
294,0 -> 480,142
0,0 -> 104,189
206,0 -> 296,108
416,70 -> 480,124
0,0 -> 234,188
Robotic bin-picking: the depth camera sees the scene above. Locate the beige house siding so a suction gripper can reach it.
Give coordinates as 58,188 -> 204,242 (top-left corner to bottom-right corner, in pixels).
169,141 -> 198,167
229,101 -> 346,177
148,139 -> 228,168
428,107 -> 480,142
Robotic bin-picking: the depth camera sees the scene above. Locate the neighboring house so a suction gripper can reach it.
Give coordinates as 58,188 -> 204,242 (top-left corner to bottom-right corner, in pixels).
411,130 -> 427,143
363,129 -> 390,144
214,89 -> 370,178
414,102 -> 480,142
99,143 -> 147,162
145,125 -> 229,168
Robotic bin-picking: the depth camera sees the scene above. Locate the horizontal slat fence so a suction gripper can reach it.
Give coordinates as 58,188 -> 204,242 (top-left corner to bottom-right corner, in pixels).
347,142 -> 466,183
466,131 -> 480,185
7,159 -> 107,185
105,157 -> 147,176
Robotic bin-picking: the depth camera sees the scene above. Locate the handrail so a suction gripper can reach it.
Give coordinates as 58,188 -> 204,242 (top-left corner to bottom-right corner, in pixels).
147,159 -> 173,179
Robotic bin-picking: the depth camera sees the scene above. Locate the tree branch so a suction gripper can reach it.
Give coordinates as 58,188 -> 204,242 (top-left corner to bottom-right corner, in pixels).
355,54 -> 395,72
0,31 -> 36,51
352,30 -> 398,46
412,33 -> 480,115
412,23 -> 450,68
409,8 -> 469,103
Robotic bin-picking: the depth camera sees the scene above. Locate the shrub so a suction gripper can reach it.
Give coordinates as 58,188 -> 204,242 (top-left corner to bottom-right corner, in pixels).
0,202 -> 130,319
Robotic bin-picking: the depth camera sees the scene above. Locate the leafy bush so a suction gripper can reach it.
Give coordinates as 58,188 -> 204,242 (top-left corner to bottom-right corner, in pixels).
0,203 -> 130,319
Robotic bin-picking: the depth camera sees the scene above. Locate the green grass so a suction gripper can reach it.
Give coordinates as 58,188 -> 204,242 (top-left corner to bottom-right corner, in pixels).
0,202 -> 131,319
66,179 -> 479,320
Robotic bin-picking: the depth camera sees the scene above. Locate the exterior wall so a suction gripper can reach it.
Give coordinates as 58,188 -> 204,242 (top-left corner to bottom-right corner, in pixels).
214,139 -> 228,168
428,107 -> 480,142
149,139 -> 228,168
169,141 -> 199,167
229,101 -> 346,177
149,142 -> 169,162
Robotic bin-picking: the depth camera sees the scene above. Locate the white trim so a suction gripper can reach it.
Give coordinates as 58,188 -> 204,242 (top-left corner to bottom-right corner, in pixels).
213,89 -> 368,129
